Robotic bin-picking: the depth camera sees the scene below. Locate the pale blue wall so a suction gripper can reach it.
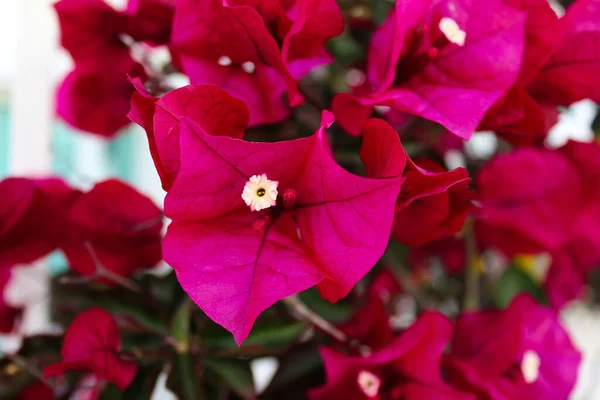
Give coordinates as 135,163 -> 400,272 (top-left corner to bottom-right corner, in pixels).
0,104 -> 9,178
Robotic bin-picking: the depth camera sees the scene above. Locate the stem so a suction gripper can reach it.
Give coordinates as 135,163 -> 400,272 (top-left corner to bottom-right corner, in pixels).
298,84 -> 325,111
6,354 -> 52,387
84,242 -> 142,293
283,295 -> 348,343
382,252 -> 428,308
463,219 -> 480,311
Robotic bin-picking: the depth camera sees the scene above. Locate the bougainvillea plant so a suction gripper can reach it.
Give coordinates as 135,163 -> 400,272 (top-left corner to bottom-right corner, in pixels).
2,0 -> 599,398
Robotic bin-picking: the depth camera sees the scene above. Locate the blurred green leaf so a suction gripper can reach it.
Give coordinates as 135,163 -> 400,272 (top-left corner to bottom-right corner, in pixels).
166,300 -> 202,400
204,357 -> 255,399
171,300 -> 191,346
201,320 -> 306,354
299,288 -> 353,323
168,353 -> 202,400
493,266 -> 547,308
327,35 -> 365,65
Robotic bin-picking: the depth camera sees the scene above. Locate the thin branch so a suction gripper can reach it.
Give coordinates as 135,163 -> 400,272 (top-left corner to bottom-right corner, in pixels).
298,84 -> 326,111
462,219 -> 480,311
84,242 -> 142,293
6,354 -> 53,387
283,295 -> 348,343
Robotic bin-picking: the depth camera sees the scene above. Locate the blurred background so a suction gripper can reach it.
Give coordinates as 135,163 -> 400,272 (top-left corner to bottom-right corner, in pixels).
0,0 -> 164,202
1,0 -> 600,398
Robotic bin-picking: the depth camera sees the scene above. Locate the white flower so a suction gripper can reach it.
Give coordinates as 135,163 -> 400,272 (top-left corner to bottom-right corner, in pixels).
357,370 -> 381,398
521,350 -> 541,384
439,17 -> 466,46
242,61 -> 256,74
218,55 -> 232,66
242,174 -> 279,212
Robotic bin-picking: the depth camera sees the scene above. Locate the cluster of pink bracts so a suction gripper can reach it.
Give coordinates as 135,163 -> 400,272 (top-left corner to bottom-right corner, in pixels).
2,0 -> 600,398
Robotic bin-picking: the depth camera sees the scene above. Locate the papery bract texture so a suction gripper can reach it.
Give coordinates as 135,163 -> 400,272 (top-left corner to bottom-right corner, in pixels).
475,141 -> 600,307
44,308 -> 137,390
163,113 -> 405,343
62,179 -> 163,278
129,80 -> 249,190
446,295 -> 581,400
332,0 -> 526,139
309,312 -> 474,400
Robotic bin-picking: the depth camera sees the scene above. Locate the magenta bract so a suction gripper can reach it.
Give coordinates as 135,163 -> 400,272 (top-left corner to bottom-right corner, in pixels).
44,308 -> 137,390
333,0 -> 526,139
162,113 -> 405,343
446,295 -> 581,400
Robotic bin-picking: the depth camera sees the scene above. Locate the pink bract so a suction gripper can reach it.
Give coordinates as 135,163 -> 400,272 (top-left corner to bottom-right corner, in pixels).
44,308 -> 137,390
332,0 -> 526,139
62,179 -> 163,279
54,0 -> 173,136
475,141 -> 600,307
309,312 -> 474,400
129,80 -> 249,190
162,112 -> 405,343
170,0 -> 342,126
0,177 -> 80,269
446,295 -> 581,400
394,157 -> 472,246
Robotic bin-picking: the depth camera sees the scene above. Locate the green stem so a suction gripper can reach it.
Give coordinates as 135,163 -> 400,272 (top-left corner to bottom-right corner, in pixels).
463,219 -> 480,311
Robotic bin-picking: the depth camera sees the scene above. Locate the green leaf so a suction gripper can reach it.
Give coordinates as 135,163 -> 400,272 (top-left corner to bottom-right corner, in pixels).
168,353 -> 202,400
493,266 -> 547,308
298,288 -> 353,323
204,357 -> 255,399
201,320 -> 306,353
171,300 -> 191,349
327,35 -> 365,66
166,300 -> 202,400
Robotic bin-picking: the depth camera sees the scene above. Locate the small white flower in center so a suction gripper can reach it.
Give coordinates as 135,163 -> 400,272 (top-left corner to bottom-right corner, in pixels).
242,174 -> 279,212
242,61 -> 256,74
439,17 -> 466,46
521,350 -> 541,384
357,370 -> 381,398
218,55 -> 232,66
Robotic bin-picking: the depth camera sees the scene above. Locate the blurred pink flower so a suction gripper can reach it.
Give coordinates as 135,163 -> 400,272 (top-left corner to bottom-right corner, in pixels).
332,0 -> 526,139
446,295 -> 581,400
310,312 -> 474,400
476,141 -> 600,307
44,308 -> 137,390
481,0 -> 600,146
54,0 -> 173,136
62,179 -> 163,279
170,0 -> 343,125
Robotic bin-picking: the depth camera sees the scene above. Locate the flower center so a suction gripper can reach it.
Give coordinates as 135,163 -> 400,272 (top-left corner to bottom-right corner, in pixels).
521,350 -> 541,384
357,370 -> 381,398
242,174 -> 279,212
439,17 -> 466,46
393,18 -> 466,86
